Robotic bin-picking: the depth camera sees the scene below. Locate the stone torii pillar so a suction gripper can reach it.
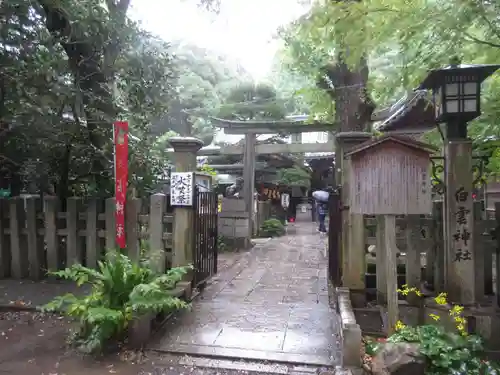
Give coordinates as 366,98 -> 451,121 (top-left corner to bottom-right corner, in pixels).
242,132 -> 256,238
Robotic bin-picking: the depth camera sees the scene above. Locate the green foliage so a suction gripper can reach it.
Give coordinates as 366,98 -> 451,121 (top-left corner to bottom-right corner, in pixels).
388,325 -> 499,374
198,164 -> 217,177
274,167 -> 311,188
41,250 -> 191,354
258,218 -> 286,238
0,1 -> 249,197
217,82 -> 288,121
278,0 -> 500,175
217,235 -> 231,252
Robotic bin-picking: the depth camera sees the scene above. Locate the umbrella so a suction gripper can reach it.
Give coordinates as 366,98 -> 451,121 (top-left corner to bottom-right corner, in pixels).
312,190 -> 329,203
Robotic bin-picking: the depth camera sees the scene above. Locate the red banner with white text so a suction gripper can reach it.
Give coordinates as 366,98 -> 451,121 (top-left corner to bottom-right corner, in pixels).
114,121 -> 128,249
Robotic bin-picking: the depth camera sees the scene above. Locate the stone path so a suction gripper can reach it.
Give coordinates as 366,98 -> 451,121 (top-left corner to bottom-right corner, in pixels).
151,222 -> 341,367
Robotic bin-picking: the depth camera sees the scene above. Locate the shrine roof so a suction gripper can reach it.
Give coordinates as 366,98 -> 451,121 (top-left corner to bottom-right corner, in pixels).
375,90 -> 436,134
345,134 -> 438,157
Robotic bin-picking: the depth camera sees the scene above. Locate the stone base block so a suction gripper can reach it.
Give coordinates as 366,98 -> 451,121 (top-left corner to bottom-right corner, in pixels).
337,287 -> 363,368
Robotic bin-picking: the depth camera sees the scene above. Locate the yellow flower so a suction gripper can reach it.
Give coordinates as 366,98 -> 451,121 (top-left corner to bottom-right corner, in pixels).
395,320 -> 406,331
450,305 -> 464,316
434,293 -> 448,305
429,313 -> 441,321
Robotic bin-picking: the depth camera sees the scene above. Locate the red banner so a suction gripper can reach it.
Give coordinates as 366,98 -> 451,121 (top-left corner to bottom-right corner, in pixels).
114,121 -> 128,249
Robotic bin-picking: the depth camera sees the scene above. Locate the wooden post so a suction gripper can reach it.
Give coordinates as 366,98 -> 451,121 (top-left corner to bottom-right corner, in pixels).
149,193 -> 166,272
384,214 -> 399,335
425,206 -> 436,288
10,197 -> 28,278
0,198 -> 10,277
473,202 -> 485,301
44,196 -> 60,272
376,215 -> 387,304
125,197 -> 141,262
25,197 -> 43,280
495,202 -> 500,308
242,132 -> 256,238
405,215 -> 422,305
105,197 -> 116,250
85,199 -> 100,269
433,201 -> 445,292
66,197 -> 83,266
168,137 -> 203,274
335,132 -> 371,303
444,140 -> 476,304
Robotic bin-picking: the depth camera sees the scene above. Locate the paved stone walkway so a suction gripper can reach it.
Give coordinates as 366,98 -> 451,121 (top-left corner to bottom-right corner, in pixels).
152,221 -> 341,367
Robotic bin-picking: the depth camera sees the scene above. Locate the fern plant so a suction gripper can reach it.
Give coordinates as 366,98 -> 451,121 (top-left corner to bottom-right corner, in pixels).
41,250 -> 191,354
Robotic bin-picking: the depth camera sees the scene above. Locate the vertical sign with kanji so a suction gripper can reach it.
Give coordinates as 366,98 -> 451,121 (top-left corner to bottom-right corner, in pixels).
170,172 -> 194,206
114,121 -> 128,248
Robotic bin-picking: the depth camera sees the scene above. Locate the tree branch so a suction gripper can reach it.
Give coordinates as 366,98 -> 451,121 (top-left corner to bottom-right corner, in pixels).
463,32 -> 500,49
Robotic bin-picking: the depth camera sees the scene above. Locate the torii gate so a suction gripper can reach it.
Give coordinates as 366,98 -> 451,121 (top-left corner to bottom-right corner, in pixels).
194,117 -> 337,237
164,111 -> 389,236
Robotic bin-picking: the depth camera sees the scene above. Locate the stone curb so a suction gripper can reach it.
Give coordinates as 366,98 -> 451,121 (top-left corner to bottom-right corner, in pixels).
336,287 -> 363,369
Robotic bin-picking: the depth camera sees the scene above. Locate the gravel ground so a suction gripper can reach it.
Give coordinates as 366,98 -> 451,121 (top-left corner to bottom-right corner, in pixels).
0,310 -> 334,375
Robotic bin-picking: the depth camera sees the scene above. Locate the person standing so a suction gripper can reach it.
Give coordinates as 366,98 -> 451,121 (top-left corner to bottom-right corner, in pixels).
317,201 -> 327,233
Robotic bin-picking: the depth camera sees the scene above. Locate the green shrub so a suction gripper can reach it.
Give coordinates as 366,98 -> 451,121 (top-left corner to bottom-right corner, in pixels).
367,286 -> 500,374
258,218 -> 286,237
41,250 -> 191,354
217,235 -> 231,252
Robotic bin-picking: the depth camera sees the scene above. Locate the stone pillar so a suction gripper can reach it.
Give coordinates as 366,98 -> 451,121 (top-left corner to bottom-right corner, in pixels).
291,133 -> 303,165
444,140 -> 478,305
335,132 -> 372,304
242,133 -> 256,238
291,133 -> 302,144
168,137 -> 203,274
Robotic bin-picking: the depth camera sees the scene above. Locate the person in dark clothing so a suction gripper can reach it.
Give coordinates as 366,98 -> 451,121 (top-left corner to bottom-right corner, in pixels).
317,201 -> 327,233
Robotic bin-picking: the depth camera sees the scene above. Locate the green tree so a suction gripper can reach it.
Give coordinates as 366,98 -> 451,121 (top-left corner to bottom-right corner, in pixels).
152,43 -> 251,145
279,0 -> 500,175
0,0 -> 178,198
217,82 -> 287,121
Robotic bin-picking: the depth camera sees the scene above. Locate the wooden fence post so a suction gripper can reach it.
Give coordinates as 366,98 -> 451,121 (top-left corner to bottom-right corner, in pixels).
126,198 -> 141,262
495,202 -> 500,308
0,198 -> 10,277
376,215 -> 386,304
44,196 -> 60,272
86,199 -> 100,269
9,197 -> 28,278
433,201 -> 445,292
25,197 -> 44,279
66,197 -> 83,266
425,218 -> 436,288
405,215 -> 422,305
149,193 -> 166,273
105,197 -> 116,250
384,214 -> 399,336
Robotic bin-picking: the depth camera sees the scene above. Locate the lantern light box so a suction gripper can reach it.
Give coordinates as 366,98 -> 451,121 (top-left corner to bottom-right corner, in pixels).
345,135 -> 437,216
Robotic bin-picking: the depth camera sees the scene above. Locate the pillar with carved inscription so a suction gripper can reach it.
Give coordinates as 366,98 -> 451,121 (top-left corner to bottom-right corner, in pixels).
444,140 -> 480,304
168,137 -> 204,274
335,132 -> 371,302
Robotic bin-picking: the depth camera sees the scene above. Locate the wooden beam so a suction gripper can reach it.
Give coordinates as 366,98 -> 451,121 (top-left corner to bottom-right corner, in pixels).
166,141 -> 336,156
223,124 -> 335,134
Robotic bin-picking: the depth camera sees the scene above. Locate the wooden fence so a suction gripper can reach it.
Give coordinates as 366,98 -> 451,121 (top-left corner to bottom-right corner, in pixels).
0,194 -> 174,280
362,200 -> 498,299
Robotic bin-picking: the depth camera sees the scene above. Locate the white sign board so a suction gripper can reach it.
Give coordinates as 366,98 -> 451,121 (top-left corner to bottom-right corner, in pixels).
170,172 -> 194,206
281,193 -> 290,208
